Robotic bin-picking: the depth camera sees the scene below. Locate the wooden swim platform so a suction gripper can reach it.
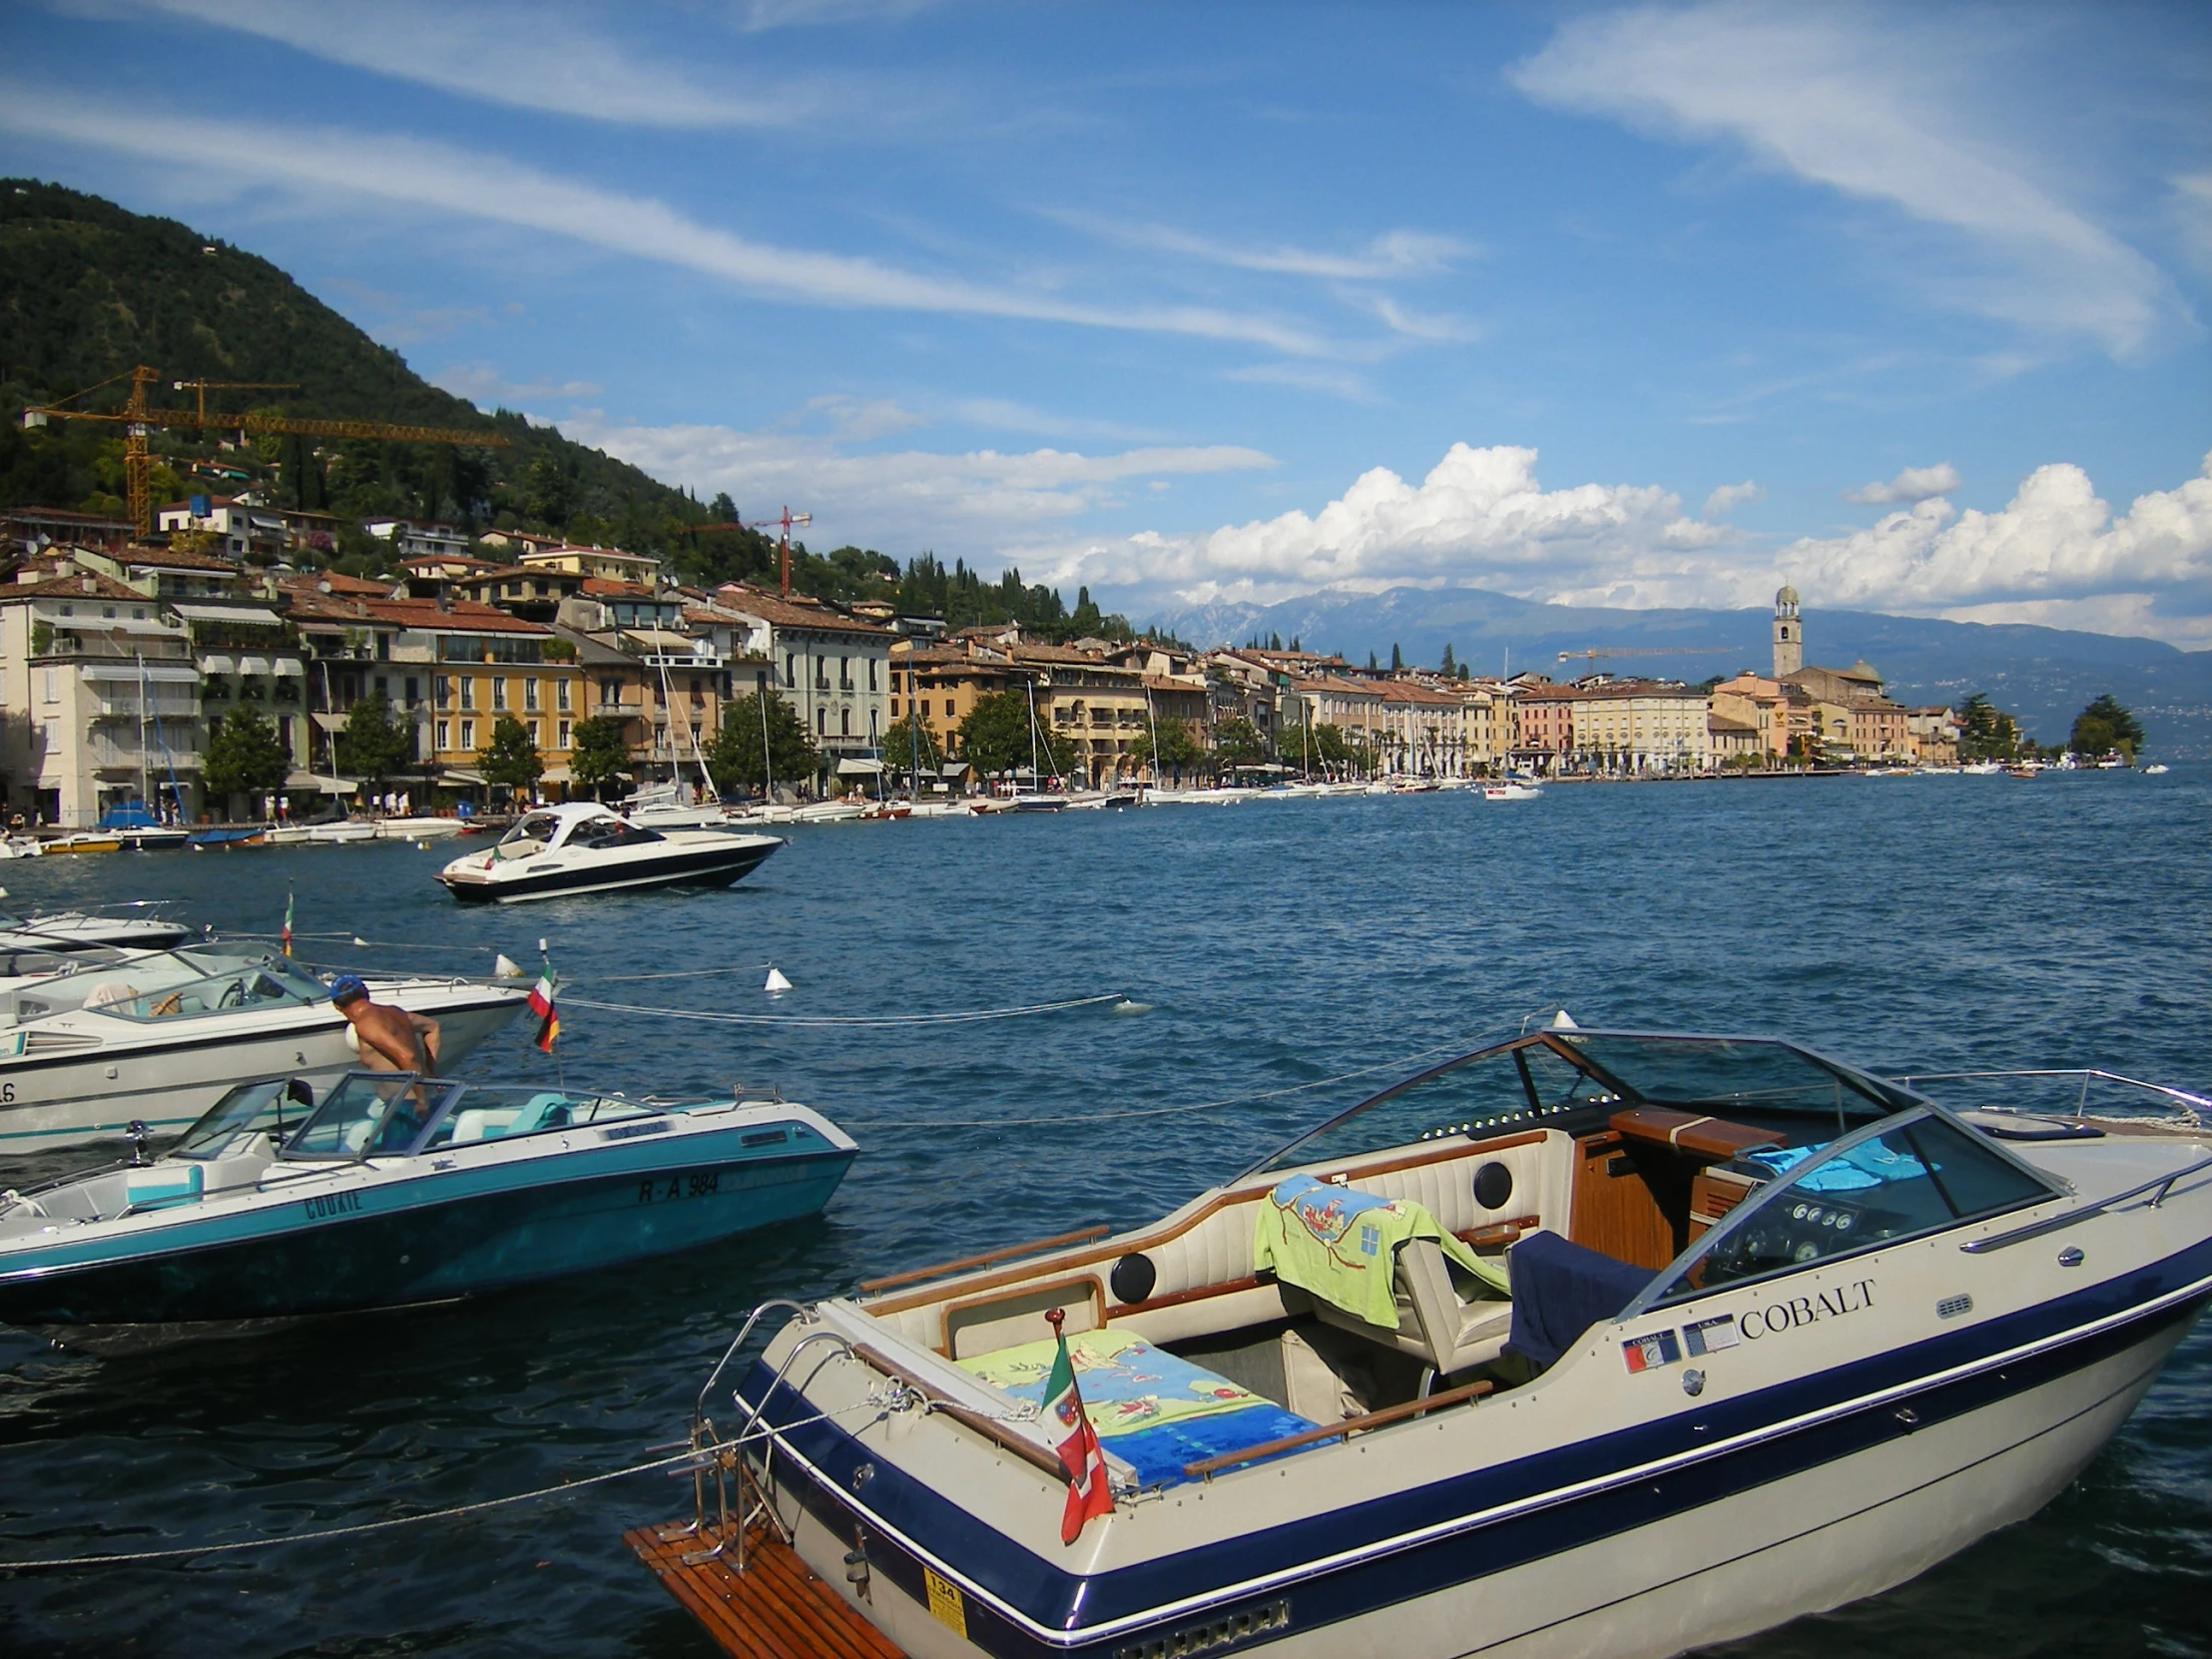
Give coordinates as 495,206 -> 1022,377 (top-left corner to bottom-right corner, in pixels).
625,1517 -> 908,1659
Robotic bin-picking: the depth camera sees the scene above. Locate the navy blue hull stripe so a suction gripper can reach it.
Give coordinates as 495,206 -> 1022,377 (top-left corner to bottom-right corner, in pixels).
740,1237 -> 2212,1653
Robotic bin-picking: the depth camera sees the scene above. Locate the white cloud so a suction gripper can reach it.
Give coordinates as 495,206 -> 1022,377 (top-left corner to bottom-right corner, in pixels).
1047,213 -> 1474,281
129,0 -> 821,129
2175,172 -> 2212,276
1702,480 -> 1763,517
432,362 -> 602,405
1220,362 -> 1382,404
550,407 -> 1275,552
1040,443 -> 1718,609
1030,443 -> 2212,648
1844,462 -> 1960,505
0,88 -> 1348,357
1510,3 -> 2177,355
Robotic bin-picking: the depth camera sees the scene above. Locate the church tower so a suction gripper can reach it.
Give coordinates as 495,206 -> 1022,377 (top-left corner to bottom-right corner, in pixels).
1772,585 -> 1803,678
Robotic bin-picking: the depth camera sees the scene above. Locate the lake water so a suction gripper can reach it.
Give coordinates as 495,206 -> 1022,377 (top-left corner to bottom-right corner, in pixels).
1,770 -> 2208,1657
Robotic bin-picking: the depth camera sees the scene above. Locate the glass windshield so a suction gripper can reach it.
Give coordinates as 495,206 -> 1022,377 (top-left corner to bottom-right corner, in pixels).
415,1086 -> 657,1149
104,964 -> 319,1021
496,812 -> 562,859
1553,1033 -> 1904,1122
1651,1109 -> 2056,1303
282,1073 -> 461,1159
173,1078 -> 317,1158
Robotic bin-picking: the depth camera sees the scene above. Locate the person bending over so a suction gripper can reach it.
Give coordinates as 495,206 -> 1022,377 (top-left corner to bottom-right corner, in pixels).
328,974 -> 442,1075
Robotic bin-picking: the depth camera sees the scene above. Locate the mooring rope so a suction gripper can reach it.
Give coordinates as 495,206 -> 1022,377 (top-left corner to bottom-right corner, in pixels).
558,991 -> 1128,1028
0,1398 -> 885,1573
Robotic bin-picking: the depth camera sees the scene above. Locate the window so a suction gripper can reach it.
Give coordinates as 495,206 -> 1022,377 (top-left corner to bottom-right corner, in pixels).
492,678 -> 508,711
601,678 -> 620,707
557,720 -> 571,750
921,700 -> 931,718
459,678 -> 476,711
459,720 -> 475,750
840,709 -> 851,737
404,677 -> 420,707
524,678 -> 539,712
374,675 -> 389,702
784,652 -> 796,688
436,720 -> 450,751
890,697 -> 900,716
839,656 -> 851,690
529,721 -> 541,748
815,657 -> 830,690
276,716 -> 292,753
556,679 -> 570,712
434,675 -> 449,708
816,707 -> 826,735
41,669 -> 57,705
868,659 -> 878,692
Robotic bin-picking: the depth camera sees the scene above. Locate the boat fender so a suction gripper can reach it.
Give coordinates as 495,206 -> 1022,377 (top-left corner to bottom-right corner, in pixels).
1473,1161 -> 1514,1211
1110,1253 -> 1157,1305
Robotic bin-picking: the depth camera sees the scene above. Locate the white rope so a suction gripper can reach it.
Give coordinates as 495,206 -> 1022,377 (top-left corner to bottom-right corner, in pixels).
558,991 -> 1128,1028
0,1399 -> 883,1573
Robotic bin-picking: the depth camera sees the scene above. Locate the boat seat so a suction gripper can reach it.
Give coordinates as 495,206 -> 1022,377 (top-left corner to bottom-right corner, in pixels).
1308,1238 -> 1515,1379
519,1092 -> 574,1131
449,1107 -> 525,1144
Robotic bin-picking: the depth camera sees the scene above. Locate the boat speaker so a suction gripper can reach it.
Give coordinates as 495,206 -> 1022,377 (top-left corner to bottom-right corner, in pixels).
1110,1253 -> 1157,1306
1473,1162 -> 1514,1210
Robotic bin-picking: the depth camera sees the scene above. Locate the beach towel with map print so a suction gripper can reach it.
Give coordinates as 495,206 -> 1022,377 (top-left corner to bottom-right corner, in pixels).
1253,1173 -> 1509,1330
958,1328 -> 1317,1487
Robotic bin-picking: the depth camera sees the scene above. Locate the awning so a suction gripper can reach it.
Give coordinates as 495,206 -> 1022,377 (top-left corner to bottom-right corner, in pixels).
835,758 -> 884,776
440,768 -> 488,787
238,655 -> 273,676
283,772 -> 358,795
272,658 -> 303,677
199,654 -> 236,676
84,663 -> 201,683
173,603 -> 283,626
540,764 -> 572,783
310,711 -> 346,733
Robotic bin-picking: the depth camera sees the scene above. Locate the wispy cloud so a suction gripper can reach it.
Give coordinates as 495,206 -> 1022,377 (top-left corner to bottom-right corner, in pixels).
1844,462 -> 1959,505
1221,362 -> 1382,404
432,362 -> 603,405
127,0 -> 821,129
1510,3 -> 2178,356
1048,212 -> 1474,281
0,88 -> 1350,356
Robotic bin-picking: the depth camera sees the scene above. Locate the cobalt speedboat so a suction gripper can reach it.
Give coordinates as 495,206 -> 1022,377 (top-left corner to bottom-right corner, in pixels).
642,1025 -> 2212,1659
436,803 -> 783,903
0,1070 -> 859,1324
0,948 -> 528,1151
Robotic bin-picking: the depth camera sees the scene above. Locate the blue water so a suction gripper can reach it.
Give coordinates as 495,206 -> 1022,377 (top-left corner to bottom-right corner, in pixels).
0,770 -> 2207,1656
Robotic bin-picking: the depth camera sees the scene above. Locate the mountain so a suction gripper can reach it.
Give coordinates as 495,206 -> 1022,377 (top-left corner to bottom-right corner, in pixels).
1151,586 -> 2212,756
0,179 -> 775,579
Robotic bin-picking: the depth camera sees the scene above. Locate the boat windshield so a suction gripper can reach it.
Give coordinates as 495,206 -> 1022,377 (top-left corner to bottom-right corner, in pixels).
282,1072 -> 465,1159
99,957 -> 327,1021
1246,1031 -> 1909,1180
496,812 -> 564,857
1636,1106 -> 2059,1312
173,1077 -> 316,1159
413,1085 -> 661,1148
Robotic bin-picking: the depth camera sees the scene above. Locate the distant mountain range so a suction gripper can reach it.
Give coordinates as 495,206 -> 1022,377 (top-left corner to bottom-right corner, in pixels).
1147,587 -> 2212,756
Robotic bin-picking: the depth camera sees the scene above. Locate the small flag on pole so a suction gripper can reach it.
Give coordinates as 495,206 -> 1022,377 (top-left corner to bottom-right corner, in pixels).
1043,1308 -> 1114,1544
527,956 -> 560,1054
280,888 -> 294,957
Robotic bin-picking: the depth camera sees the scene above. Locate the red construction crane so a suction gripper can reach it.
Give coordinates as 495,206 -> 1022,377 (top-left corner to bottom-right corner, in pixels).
682,505 -> 814,597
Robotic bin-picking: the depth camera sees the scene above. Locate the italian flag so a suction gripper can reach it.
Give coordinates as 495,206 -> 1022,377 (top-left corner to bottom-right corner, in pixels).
1043,1312 -> 1114,1544
527,961 -> 560,1054
280,889 -> 294,957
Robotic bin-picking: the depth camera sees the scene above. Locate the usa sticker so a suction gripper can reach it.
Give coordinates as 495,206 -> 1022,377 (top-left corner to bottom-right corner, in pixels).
1621,1330 -> 1682,1374
1684,1315 -> 1741,1357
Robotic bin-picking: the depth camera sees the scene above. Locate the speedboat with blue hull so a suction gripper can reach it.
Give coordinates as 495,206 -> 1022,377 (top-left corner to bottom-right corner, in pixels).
643,1027 -> 2212,1659
437,803 -> 782,904
0,1071 -> 858,1325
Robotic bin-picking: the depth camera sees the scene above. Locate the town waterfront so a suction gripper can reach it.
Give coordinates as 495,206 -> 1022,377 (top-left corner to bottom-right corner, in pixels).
1,769 -> 2207,1656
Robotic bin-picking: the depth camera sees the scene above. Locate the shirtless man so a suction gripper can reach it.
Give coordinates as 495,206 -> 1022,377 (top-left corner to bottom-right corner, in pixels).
328,975 -> 441,1075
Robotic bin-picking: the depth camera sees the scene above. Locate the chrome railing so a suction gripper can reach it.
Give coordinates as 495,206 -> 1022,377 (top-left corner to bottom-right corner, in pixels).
1895,1068 -> 2212,1127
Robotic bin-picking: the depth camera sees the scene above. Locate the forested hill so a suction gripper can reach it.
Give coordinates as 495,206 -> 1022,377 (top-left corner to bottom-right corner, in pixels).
0,179 -> 767,578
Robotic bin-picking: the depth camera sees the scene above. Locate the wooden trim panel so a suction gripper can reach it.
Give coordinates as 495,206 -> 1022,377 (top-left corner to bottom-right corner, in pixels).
857,1224 -> 1110,1293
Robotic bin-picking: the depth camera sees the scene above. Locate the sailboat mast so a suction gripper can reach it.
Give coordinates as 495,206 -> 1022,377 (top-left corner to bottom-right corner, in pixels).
137,652 -> 151,811
1026,676 -> 1040,789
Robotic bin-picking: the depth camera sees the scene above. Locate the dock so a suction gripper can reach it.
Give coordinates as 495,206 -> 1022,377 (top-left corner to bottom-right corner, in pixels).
626,1517 -> 907,1659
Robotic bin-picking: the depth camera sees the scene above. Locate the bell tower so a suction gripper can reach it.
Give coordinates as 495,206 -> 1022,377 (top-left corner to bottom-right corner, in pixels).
1772,585 -> 1802,678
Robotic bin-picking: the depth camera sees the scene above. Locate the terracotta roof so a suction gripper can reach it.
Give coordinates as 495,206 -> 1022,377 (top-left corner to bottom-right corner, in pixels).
402,554 -> 502,573
1295,675 -> 1388,699
1378,680 -> 1465,707
581,577 -> 659,598
278,571 -> 398,598
115,543 -> 243,572
714,585 -> 891,636
0,571 -> 149,604
362,598 -> 552,635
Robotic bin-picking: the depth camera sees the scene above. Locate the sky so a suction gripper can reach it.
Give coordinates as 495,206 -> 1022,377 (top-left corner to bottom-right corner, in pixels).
3,1 -> 2210,643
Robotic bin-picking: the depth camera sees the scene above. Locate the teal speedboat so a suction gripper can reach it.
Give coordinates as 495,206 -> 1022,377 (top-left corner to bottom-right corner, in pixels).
0,1072 -> 858,1325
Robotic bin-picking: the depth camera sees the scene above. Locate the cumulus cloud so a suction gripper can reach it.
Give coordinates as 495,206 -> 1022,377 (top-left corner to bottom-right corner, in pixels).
1510,3 -> 2177,355
1040,443 -> 1720,610
1702,480 -> 1763,517
1844,462 -> 1960,505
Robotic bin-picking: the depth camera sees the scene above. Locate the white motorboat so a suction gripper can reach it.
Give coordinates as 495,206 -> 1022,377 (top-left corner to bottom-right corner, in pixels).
375,816 -> 466,840
0,946 -> 528,1150
791,801 -> 866,824
2144,764 -> 2171,776
0,899 -> 192,954
0,1071 -> 858,1325
1484,780 -> 1543,801
436,803 -> 782,904
643,1027 -> 2212,1659
620,780 -> 742,830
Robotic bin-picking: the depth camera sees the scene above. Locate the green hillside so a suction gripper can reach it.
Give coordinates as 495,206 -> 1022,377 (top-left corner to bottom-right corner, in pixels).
0,178 -> 780,579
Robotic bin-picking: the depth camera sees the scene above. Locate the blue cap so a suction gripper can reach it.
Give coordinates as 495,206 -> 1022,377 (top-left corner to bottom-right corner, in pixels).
328,974 -> 369,1005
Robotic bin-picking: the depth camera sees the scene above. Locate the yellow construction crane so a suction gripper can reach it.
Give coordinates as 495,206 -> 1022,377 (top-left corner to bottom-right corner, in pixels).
20,363 -> 510,536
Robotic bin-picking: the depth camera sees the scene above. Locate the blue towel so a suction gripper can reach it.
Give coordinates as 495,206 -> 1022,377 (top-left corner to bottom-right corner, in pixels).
1505,1232 -> 1654,1370
1105,1402 -> 1320,1486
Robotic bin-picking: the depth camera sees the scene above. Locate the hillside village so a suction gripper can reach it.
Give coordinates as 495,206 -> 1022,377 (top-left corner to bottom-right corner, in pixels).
0,498 -> 1992,829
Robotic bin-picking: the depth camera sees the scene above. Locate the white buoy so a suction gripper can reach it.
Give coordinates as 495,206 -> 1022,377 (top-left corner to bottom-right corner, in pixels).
1550,1008 -> 1579,1031
765,966 -> 793,994
352,935 -> 370,947
1111,998 -> 1152,1016
494,953 -> 524,979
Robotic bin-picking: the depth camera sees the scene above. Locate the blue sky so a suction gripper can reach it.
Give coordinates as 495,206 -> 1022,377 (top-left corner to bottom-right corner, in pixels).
4,2 -> 2210,641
